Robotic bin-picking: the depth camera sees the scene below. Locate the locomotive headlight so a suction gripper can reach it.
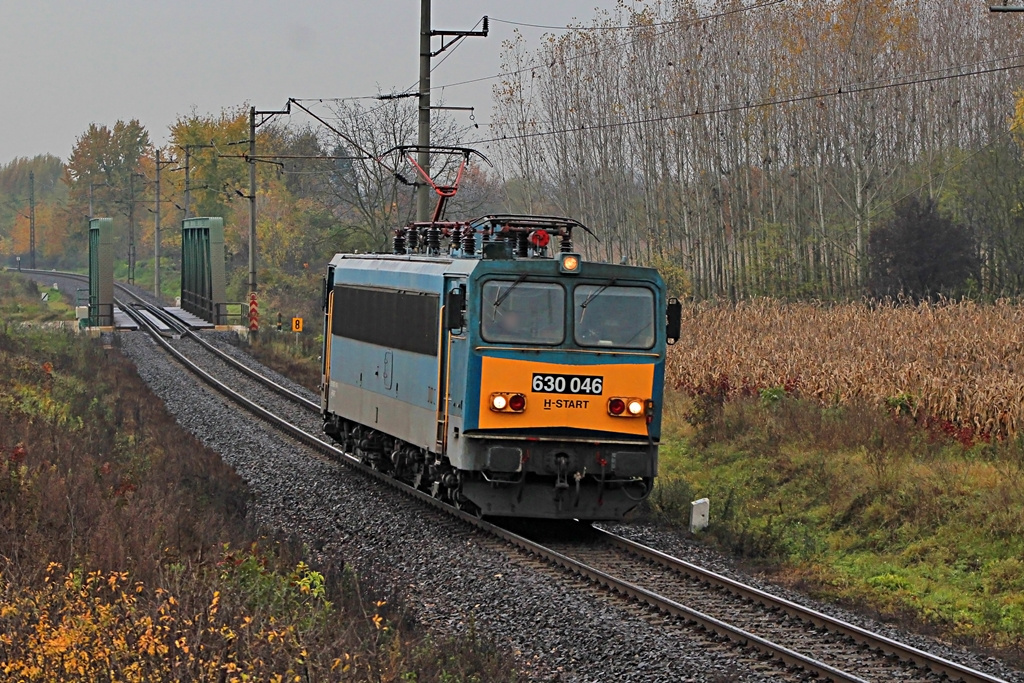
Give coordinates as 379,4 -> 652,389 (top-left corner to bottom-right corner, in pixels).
559,253 -> 581,274
627,399 -> 645,416
491,394 -> 508,411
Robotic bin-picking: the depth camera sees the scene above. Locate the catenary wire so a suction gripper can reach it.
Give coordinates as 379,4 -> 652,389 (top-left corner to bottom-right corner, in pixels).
432,0 -> 787,93
468,60 -> 1024,145
489,0 -> 786,32
284,0 -> 788,123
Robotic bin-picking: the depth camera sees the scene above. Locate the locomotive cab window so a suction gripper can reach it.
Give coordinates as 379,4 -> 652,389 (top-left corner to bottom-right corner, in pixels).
574,284 -> 656,349
481,280 -> 565,344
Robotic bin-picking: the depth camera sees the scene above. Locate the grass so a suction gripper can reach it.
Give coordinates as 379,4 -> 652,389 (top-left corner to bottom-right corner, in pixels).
0,271 -> 517,682
0,274 -> 75,323
248,330 -> 323,392
112,259 -> 181,304
152,284 -> 1024,662
651,390 -> 1024,657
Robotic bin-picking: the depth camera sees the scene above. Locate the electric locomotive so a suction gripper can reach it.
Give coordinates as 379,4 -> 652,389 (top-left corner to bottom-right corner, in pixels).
320,213 -> 682,520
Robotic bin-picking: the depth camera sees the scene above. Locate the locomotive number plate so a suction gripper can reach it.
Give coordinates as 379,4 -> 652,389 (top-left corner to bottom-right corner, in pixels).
531,373 -> 604,395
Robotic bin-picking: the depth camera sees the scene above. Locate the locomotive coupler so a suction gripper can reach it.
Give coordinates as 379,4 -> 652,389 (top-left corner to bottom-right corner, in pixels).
573,470 -> 584,507
555,454 -> 570,490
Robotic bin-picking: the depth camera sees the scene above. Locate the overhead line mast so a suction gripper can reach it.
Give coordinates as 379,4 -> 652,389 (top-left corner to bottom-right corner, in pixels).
417,1 -> 487,222
247,102 -> 290,300
28,171 -> 35,270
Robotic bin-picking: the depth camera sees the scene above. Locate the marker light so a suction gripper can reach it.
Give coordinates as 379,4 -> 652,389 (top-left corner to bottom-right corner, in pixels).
609,397 -> 647,417
490,393 -> 527,413
608,398 -> 626,415
560,253 -> 581,274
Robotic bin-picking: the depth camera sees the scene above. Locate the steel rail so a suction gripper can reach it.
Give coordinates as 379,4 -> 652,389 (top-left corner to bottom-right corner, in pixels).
16,268 -> 319,412
117,298 -> 873,683
128,296 -> 320,413
594,529 -> 1007,683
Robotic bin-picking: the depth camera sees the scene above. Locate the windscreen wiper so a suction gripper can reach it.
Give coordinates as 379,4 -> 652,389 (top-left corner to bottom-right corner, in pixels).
579,278 -> 617,318
492,275 -> 528,309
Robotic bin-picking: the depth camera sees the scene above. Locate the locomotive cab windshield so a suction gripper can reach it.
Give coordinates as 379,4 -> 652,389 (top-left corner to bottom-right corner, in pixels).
478,275 -> 656,351
574,283 -> 655,349
481,279 -> 565,345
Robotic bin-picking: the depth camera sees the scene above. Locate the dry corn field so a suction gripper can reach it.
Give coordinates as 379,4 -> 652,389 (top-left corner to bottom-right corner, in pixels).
667,299 -> 1024,439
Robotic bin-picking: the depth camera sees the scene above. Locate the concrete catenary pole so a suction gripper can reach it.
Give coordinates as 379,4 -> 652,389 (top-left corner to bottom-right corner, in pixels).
28,171 -> 35,269
417,0 -> 431,223
249,105 -> 257,295
183,147 -> 192,220
128,173 -> 136,285
154,149 -> 162,298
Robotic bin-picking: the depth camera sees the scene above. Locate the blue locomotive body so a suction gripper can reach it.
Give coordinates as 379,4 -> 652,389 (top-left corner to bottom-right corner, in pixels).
321,216 -> 679,520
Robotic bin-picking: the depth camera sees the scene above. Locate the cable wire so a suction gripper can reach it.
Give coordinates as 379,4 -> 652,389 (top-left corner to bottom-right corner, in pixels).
489,1 -> 786,32
432,16 -> 484,73
471,60 -> 1024,145
433,0 -> 787,92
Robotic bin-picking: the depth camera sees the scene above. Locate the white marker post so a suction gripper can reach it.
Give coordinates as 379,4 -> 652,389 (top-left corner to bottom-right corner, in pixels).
690,497 -> 710,533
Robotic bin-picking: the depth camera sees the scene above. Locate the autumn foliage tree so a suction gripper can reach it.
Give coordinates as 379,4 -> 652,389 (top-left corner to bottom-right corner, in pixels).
65,120 -> 151,215
63,120 -> 152,268
0,155 -> 67,267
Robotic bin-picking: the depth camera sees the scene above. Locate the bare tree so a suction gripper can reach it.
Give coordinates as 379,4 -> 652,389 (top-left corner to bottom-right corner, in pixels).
490,0 -> 1024,298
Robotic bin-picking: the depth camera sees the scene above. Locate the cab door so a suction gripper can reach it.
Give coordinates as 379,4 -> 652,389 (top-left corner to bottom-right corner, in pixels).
320,268 -> 335,412
437,277 -> 468,456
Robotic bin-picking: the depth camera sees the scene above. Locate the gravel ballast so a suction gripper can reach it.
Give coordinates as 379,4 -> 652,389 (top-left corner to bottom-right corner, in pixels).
117,330 -> 1023,682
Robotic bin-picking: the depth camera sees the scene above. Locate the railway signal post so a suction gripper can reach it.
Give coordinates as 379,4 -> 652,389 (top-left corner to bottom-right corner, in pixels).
249,292 -> 259,334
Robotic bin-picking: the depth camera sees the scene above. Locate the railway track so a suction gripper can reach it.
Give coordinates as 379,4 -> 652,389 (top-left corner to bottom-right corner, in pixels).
16,268 -> 317,412
17,268 -> 1011,682
523,525 -> 1006,682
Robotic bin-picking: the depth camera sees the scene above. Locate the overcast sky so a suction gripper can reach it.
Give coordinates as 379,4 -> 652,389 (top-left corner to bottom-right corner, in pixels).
0,1 -> 623,166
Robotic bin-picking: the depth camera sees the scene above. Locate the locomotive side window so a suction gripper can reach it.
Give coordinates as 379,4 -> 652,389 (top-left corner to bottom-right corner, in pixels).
574,285 -> 656,349
332,285 -> 439,356
481,280 -> 565,345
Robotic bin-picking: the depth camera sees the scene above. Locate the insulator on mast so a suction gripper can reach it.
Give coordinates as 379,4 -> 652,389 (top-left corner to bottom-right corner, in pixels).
427,224 -> 441,254
516,230 -> 529,257
560,229 -> 573,253
462,225 -> 476,255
